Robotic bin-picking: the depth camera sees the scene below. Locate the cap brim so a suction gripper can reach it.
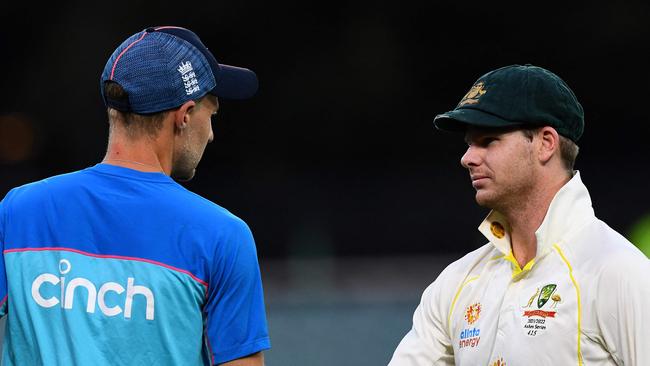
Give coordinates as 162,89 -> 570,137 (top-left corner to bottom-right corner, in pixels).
210,64 -> 258,100
433,108 -> 525,132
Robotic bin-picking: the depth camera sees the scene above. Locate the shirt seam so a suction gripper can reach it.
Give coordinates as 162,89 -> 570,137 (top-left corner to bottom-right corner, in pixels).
447,275 -> 480,336
4,246 -> 209,288
553,243 -> 584,366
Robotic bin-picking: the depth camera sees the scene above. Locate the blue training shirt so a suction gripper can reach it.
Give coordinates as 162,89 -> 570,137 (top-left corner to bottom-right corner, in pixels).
0,164 -> 270,365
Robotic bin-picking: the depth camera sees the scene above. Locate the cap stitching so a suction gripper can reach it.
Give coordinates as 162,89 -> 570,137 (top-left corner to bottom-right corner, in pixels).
110,31 -> 149,80
154,26 -> 186,31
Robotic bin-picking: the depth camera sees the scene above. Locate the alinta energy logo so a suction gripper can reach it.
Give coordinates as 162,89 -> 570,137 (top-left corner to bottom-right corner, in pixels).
31,259 -> 155,320
459,302 -> 481,349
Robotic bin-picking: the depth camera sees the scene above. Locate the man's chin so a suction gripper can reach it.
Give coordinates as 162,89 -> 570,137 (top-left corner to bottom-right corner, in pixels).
171,169 -> 196,182
474,191 -> 496,208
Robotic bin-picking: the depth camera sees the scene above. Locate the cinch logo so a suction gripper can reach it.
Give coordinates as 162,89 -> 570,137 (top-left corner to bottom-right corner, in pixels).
31,259 -> 155,320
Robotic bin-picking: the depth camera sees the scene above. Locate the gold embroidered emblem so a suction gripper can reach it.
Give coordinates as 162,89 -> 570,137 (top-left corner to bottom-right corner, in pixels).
464,303 -> 481,325
550,293 -> 562,308
458,81 -> 486,106
490,358 -> 506,366
490,222 -> 505,239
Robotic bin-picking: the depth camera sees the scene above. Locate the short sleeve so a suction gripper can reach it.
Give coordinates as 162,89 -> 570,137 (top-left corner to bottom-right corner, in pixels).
203,219 -> 270,364
0,195 -> 9,317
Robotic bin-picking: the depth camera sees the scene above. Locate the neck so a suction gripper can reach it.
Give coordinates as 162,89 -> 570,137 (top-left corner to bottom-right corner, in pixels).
500,173 -> 570,268
103,137 -> 172,175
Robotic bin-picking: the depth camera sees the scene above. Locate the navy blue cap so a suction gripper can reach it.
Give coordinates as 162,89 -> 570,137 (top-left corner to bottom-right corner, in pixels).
100,26 -> 258,114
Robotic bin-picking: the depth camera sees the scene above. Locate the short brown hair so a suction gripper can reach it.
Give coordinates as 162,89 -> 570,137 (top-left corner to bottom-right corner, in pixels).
521,127 -> 579,174
104,82 -> 166,138
558,135 -> 579,173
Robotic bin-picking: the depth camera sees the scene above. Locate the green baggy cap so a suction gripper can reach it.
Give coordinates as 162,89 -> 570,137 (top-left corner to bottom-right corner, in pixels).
434,64 -> 584,142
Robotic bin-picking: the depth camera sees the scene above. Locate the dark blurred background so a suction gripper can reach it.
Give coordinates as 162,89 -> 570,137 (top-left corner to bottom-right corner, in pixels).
3,1 -> 648,259
1,2 -> 649,364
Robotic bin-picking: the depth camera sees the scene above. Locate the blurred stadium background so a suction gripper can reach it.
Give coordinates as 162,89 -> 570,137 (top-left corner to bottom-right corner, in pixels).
1,1 -> 649,365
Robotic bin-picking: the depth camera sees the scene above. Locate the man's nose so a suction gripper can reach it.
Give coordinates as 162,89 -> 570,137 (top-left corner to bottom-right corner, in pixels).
460,146 -> 480,169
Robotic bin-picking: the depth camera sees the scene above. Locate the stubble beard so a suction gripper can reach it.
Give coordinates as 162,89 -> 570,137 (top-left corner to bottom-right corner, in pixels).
474,155 -> 537,213
171,139 -> 201,182
171,165 -> 196,182
474,181 -> 532,213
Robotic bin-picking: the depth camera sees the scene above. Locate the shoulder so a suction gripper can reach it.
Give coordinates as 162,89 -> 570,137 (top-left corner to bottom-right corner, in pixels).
160,187 -> 256,259
595,236 -> 648,285
585,223 -> 650,331
169,185 -> 251,233
422,243 -> 497,302
439,243 -> 498,280
412,243 -> 497,338
562,219 -> 648,292
1,169 -> 88,207
567,218 -> 647,271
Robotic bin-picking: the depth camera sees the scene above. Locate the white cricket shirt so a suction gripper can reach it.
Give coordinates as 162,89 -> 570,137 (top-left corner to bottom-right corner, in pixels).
389,172 -> 650,365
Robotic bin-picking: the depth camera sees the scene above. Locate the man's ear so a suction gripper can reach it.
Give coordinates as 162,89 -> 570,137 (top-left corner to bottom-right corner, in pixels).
173,100 -> 196,132
538,126 -> 560,164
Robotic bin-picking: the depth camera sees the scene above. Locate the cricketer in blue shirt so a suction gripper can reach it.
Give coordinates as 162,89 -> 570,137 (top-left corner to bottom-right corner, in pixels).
0,26 -> 270,365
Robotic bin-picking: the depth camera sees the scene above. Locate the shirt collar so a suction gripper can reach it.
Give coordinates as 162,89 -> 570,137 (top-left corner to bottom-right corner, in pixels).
479,171 -> 595,257
89,163 -> 174,183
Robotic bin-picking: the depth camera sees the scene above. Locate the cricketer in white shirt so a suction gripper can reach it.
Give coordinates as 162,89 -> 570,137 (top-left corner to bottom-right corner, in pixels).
388,171 -> 650,365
